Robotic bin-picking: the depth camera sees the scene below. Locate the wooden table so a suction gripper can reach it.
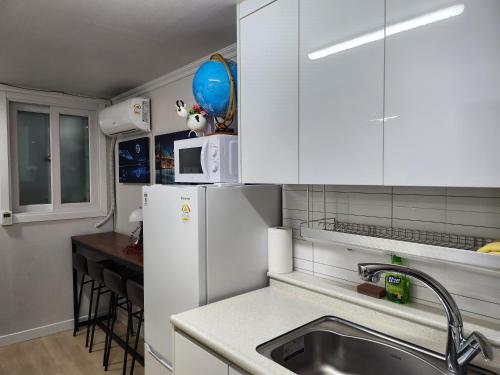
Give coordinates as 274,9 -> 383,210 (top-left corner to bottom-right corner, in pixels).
71,231 -> 143,365
72,232 -> 143,268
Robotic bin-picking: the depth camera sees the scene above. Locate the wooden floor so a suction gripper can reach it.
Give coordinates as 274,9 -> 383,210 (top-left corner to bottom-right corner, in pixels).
0,323 -> 145,375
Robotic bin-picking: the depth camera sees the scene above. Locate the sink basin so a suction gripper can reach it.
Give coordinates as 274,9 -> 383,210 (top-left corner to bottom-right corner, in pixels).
257,316 -> 495,375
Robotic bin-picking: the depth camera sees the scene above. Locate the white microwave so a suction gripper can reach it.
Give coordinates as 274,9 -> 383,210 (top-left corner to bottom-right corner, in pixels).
174,134 -> 239,183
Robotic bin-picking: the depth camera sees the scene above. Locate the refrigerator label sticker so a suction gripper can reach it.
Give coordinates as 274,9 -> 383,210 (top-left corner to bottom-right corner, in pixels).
181,204 -> 191,223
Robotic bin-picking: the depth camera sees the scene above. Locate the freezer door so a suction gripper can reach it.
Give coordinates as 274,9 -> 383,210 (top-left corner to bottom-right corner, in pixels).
205,184 -> 281,303
142,185 -> 207,366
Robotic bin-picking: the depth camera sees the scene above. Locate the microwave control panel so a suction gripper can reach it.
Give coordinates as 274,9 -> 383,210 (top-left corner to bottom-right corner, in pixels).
208,143 -> 220,174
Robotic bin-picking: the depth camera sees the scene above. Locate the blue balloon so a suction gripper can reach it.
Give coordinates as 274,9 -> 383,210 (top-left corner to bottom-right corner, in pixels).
192,59 -> 237,118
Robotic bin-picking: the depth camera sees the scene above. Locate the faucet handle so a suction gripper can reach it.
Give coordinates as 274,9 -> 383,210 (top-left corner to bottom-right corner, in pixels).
459,331 -> 494,365
472,331 -> 494,361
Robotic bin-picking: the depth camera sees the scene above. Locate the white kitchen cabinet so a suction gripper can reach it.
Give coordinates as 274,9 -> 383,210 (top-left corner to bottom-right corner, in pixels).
384,0 -> 500,187
299,0 -> 385,185
238,0 -> 299,184
174,332 -> 228,375
173,330 -> 250,375
238,0 -> 500,187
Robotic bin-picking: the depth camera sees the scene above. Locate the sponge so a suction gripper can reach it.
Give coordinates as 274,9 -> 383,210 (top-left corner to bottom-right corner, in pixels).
477,242 -> 500,254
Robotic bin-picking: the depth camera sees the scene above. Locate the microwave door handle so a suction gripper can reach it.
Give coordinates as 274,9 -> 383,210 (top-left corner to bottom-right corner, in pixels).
200,140 -> 209,178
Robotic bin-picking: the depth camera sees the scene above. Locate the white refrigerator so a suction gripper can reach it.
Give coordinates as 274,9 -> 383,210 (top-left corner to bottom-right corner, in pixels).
142,184 -> 282,374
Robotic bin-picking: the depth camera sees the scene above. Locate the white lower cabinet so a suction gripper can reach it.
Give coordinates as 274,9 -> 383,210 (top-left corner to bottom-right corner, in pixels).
173,331 -> 248,375
174,332 -> 228,375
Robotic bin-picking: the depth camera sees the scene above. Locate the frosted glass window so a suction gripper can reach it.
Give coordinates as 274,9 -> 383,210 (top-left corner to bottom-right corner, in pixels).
17,111 -> 51,205
60,114 -> 90,204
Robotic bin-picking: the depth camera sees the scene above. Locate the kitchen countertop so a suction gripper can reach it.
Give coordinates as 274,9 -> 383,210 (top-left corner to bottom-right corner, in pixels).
171,272 -> 500,375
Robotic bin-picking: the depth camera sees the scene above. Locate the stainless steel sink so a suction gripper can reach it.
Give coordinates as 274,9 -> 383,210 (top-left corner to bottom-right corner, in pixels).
257,316 -> 496,375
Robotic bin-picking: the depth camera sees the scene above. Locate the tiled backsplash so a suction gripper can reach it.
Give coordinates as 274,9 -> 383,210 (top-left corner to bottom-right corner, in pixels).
282,185 -> 500,321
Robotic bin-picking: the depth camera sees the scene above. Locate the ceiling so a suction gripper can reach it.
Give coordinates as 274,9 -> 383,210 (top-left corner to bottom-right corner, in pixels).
0,0 -> 238,99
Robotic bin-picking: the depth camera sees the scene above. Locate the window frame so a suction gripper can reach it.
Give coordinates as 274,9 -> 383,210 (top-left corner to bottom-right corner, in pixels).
53,106 -> 98,212
0,86 -> 108,223
10,103 -> 52,214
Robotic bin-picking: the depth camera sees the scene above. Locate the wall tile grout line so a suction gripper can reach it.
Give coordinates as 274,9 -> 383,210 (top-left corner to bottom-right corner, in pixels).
312,259 -> 500,303
284,185 -> 500,319
285,211 -> 500,232
312,269 -> 500,317
284,186 -> 500,199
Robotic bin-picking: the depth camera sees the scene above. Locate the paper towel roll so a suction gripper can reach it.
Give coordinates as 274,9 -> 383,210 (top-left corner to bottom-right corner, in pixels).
268,227 -> 293,274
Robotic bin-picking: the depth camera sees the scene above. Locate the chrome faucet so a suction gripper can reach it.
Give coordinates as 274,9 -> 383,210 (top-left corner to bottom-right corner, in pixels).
358,263 -> 494,374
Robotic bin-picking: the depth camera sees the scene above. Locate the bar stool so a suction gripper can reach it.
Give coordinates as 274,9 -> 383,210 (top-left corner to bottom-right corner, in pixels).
125,280 -> 144,375
72,253 -> 93,336
87,258 -> 120,352
103,268 -> 138,372
74,254 -> 118,345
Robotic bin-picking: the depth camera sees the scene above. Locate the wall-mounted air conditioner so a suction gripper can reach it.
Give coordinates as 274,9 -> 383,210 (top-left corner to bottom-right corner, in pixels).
99,97 -> 150,136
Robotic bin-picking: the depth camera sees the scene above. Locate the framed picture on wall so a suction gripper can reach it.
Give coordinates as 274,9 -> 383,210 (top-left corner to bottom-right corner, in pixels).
118,137 -> 150,183
155,130 -> 191,184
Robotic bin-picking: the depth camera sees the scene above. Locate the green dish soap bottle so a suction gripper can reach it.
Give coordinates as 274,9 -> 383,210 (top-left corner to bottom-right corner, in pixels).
385,255 -> 410,304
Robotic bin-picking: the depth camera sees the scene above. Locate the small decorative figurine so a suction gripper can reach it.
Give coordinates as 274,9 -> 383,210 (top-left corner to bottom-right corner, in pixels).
175,99 -> 188,118
175,100 -> 208,137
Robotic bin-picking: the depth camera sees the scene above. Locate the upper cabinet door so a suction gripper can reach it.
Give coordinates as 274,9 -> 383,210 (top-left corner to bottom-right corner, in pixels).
299,0 -> 385,185
385,0 -> 500,187
239,0 -> 299,184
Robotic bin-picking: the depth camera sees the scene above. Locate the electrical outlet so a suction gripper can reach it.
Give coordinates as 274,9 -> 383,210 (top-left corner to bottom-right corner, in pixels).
1,211 -> 13,226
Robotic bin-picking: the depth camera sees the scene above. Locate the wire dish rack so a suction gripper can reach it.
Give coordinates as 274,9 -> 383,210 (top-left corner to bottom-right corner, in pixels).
300,185 -> 494,252
306,218 -> 492,251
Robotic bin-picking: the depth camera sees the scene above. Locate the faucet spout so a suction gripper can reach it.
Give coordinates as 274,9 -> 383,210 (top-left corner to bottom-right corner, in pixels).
358,263 -> 462,327
358,262 -> 493,374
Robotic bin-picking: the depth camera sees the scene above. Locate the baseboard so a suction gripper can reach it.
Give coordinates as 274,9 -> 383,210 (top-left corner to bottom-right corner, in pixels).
1,308 -> 143,347
0,316 -> 85,347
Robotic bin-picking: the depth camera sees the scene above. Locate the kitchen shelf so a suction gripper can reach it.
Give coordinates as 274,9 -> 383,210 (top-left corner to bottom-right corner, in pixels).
300,222 -> 500,276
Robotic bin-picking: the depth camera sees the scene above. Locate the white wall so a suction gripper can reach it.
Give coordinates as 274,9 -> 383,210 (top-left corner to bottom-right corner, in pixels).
283,184 -> 500,321
115,75 -> 195,235
0,218 -> 112,342
114,44 -> 237,235
0,87 -> 112,345
0,44 -> 236,344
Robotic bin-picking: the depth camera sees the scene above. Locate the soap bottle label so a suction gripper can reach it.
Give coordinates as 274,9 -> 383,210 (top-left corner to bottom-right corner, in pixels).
385,274 -> 410,304
387,276 -> 401,285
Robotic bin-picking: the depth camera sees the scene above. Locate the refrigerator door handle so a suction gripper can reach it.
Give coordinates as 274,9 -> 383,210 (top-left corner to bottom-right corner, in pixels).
145,342 -> 173,372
